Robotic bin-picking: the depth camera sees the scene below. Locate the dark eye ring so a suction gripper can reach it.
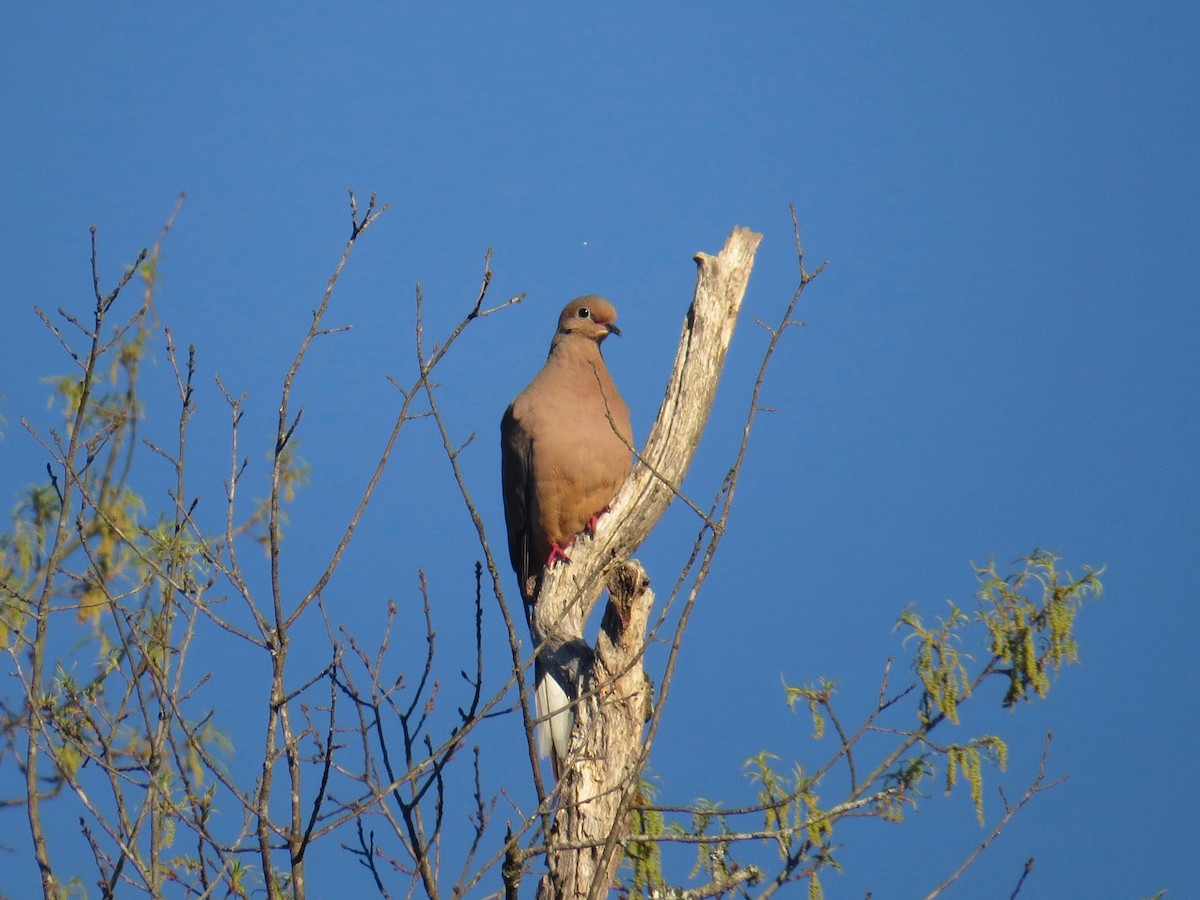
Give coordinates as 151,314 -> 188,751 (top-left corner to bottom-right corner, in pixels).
576,307 -> 591,319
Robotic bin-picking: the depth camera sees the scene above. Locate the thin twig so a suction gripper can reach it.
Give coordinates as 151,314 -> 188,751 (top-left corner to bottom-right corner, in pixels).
924,733 -> 1063,899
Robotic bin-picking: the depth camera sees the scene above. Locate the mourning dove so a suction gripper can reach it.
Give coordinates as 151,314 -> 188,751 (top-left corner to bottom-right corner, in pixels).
500,296 -> 633,767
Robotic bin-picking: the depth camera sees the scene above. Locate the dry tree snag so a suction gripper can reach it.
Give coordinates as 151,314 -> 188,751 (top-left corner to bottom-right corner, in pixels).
529,227 -> 763,899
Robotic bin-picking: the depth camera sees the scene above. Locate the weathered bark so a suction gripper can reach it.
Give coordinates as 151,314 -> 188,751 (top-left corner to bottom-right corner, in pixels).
533,226 -> 762,899
536,561 -> 654,900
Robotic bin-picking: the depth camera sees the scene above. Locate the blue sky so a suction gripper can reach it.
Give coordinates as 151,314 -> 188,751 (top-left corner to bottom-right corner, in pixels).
2,3 -> 1197,898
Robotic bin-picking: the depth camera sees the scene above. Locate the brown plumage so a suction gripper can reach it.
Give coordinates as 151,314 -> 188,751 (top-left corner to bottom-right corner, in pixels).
500,296 -> 633,766
501,296 -> 633,603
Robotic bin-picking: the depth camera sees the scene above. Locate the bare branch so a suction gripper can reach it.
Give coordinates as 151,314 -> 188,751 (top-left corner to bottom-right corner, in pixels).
924,732 -> 1064,899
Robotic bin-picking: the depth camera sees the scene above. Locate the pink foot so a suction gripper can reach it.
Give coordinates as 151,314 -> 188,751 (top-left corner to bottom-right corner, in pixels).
545,537 -> 576,567
585,507 -> 611,535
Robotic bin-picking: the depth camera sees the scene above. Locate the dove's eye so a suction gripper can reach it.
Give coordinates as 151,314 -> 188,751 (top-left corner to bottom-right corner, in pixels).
576,307 -> 591,320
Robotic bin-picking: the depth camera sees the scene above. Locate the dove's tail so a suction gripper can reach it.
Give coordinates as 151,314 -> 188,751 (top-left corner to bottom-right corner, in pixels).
534,659 -> 573,774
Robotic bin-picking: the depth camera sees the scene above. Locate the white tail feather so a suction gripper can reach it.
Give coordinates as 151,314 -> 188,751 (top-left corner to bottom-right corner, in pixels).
534,667 -> 573,763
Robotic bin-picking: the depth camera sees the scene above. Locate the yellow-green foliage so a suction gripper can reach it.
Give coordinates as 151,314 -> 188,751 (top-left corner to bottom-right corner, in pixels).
672,797 -> 730,883
0,248 -> 247,892
744,752 -> 832,860
945,736 -> 1007,824
898,602 -> 971,725
625,779 -> 666,896
784,677 -> 835,740
975,551 -> 1103,707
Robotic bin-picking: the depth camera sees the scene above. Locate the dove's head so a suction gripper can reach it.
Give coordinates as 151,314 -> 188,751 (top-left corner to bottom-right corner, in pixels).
556,296 -> 622,343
